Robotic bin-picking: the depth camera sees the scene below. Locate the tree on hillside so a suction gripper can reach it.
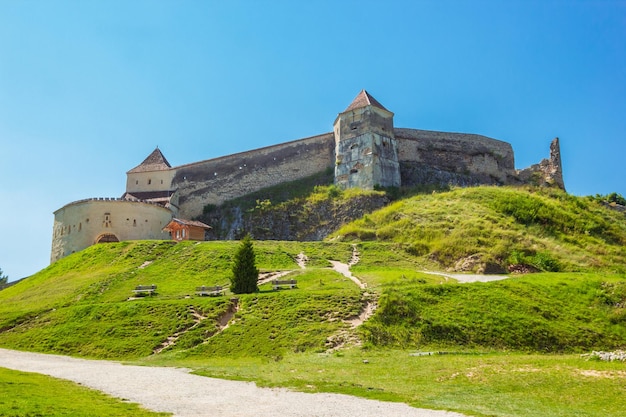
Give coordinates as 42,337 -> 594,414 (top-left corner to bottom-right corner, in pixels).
0,268 -> 8,289
230,234 -> 259,294
592,192 -> 626,206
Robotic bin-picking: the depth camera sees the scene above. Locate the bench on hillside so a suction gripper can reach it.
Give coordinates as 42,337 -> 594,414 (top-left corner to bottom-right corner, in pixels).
196,285 -> 223,296
272,279 -> 297,290
133,284 -> 157,296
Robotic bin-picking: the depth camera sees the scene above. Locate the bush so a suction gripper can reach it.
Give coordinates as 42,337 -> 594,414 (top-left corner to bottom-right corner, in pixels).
230,235 -> 259,294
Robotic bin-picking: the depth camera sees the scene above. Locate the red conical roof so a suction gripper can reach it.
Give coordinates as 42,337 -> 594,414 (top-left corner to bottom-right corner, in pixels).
344,90 -> 389,112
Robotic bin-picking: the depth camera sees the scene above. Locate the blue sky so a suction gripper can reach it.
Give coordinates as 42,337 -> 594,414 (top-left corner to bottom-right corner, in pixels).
1,0 -> 625,281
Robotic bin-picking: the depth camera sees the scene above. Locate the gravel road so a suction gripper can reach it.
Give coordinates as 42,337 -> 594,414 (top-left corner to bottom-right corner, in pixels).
0,348 -> 470,417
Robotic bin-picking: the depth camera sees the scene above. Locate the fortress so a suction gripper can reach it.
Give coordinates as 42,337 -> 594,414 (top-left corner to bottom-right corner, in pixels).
50,90 -> 564,262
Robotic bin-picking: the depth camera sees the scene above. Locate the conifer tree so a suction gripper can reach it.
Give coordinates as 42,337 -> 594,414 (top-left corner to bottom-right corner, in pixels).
230,234 -> 259,294
0,268 -> 8,289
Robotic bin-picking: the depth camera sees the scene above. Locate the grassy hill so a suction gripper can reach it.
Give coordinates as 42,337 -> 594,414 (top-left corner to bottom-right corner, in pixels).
1,190 -> 625,358
1,186 -> 625,416
332,186 -> 626,273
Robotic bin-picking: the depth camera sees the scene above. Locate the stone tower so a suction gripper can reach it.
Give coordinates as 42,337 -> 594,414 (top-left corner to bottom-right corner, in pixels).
333,90 -> 400,189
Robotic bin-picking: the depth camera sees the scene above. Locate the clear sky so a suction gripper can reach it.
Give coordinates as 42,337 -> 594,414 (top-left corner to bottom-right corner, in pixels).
1,1 -> 625,281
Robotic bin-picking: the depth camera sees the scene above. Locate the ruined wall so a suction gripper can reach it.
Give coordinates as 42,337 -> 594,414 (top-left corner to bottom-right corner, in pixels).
395,128 -> 517,187
173,133 -> 335,219
516,138 -> 565,190
51,199 -> 172,262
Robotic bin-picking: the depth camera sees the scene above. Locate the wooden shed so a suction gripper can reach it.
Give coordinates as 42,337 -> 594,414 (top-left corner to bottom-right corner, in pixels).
162,218 -> 211,241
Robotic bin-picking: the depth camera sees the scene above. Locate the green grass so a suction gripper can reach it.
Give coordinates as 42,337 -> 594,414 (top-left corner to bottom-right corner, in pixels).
0,367 -> 169,417
2,240 -> 625,358
2,185 -> 626,416
361,273 -> 626,352
331,186 -> 626,273
144,349 -> 626,417
0,240 -> 362,358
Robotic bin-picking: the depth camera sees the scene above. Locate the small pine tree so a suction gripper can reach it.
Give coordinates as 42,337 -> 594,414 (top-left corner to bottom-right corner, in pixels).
0,268 -> 8,289
230,234 -> 259,294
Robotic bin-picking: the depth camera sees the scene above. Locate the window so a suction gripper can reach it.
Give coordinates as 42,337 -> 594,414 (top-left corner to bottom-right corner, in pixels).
148,179 -> 152,185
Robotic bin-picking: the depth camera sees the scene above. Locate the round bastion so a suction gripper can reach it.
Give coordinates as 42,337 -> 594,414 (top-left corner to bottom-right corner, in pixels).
50,198 -> 173,262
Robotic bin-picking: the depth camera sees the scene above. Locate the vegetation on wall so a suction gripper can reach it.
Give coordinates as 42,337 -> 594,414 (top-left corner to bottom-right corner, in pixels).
199,169 -> 389,240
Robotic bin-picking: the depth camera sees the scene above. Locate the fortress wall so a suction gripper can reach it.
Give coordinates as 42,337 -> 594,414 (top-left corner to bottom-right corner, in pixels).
394,128 -> 516,185
173,133 -> 335,219
51,199 -> 172,262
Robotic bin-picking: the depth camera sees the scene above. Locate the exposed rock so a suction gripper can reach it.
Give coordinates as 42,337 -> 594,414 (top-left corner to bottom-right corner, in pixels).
508,264 -> 540,274
516,138 -> 565,190
449,254 -> 506,274
203,194 -> 389,241
602,202 -> 626,215
582,350 -> 626,362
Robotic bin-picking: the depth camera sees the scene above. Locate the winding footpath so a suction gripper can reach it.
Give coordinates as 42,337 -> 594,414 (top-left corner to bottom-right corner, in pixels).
0,253 -> 495,416
0,348 -> 470,417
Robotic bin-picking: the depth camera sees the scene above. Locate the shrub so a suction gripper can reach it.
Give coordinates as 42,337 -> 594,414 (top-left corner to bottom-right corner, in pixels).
230,235 -> 259,294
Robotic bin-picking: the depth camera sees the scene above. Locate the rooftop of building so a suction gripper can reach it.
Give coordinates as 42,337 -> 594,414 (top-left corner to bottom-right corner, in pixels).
128,147 -> 172,173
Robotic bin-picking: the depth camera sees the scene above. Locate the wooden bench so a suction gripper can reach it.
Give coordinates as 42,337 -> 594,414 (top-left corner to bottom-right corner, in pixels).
196,285 -> 223,296
133,284 -> 157,296
272,279 -> 297,290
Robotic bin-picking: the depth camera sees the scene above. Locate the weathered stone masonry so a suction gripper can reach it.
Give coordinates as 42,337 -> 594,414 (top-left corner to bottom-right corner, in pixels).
173,133 -> 335,219
51,90 -> 564,261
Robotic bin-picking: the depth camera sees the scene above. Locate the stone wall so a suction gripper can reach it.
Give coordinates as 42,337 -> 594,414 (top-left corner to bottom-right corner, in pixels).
173,133 -> 335,218
172,127 -> 558,219
51,198 -> 172,262
395,128 -> 517,186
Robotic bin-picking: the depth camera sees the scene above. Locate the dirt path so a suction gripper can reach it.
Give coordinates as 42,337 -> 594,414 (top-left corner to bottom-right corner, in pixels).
422,271 -> 509,283
329,261 -> 366,289
0,348 -> 470,417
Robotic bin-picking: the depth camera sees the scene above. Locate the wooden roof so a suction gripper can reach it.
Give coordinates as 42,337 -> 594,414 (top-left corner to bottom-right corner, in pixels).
163,218 -> 212,231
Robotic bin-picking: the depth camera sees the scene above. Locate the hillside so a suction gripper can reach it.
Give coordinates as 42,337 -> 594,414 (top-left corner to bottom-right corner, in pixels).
1,187 -> 626,359
332,186 -> 626,273
0,238 -> 624,358
2,187 -> 626,416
